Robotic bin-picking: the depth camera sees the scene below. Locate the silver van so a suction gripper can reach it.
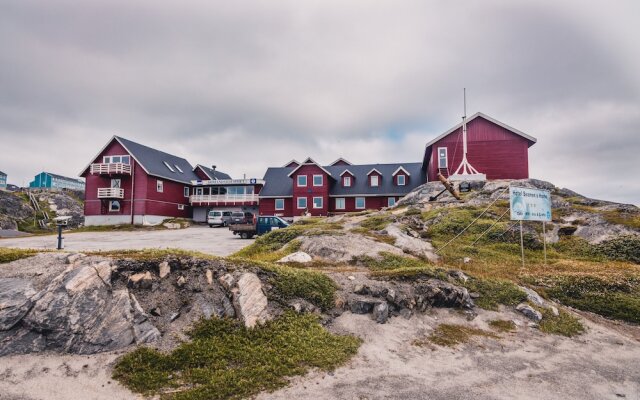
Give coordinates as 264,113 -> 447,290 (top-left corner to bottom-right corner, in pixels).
207,210 -> 233,227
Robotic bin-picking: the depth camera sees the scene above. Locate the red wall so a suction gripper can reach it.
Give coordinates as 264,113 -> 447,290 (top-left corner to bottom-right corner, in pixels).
291,165 -> 330,216
427,116 -> 531,181
259,198 -> 293,217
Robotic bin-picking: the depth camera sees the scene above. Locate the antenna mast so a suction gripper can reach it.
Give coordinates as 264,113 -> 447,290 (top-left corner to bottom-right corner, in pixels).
449,88 -> 486,181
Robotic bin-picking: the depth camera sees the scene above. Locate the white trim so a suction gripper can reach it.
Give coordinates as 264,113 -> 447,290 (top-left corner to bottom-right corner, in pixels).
287,157 -> 333,177
437,147 -> 448,169
343,176 -> 352,187
329,157 -> 352,166
370,175 -> 380,187
178,204 -> 185,210
312,174 -> 323,187
355,197 -> 366,209
396,174 -> 406,186
184,186 -> 189,198
259,195 -> 293,199
335,197 -> 346,210
392,166 -> 411,176
297,175 -> 307,187
387,197 -> 396,207
366,168 -> 382,176
108,200 -> 121,212
424,112 -> 537,149
339,169 -> 354,177
296,197 -> 307,209
275,198 -> 285,210
282,159 -> 300,168
312,196 -> 323,209
156,180 -> 164,193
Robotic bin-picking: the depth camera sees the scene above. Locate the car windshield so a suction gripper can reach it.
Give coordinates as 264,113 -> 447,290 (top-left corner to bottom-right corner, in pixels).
232,212 -> 244,217
209,211 -> 221,217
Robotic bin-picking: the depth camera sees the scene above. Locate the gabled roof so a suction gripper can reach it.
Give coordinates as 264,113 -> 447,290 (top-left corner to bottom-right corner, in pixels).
425,112 -> 537,149
340,169 -> 355,177
392,166 -> 411,176
329,157 -> 352,166
287,157 -> 333,178
367,168 -> 382,175
80,136 -> 200,184
0,171 -> 6,176
282,159 -> 300,168
194,164 -> 232,180
260,162 -> 425,198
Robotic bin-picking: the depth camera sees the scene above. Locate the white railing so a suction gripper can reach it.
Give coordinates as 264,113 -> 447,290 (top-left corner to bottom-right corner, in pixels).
97,187 -> 125,199
90,163 -> 132,175
190,194 -> 260,204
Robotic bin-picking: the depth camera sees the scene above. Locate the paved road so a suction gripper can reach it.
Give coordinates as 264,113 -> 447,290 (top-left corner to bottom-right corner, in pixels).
0,226 -> 253,257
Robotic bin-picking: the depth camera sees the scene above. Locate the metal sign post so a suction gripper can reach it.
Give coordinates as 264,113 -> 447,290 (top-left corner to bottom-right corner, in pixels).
509,186 -> 552,268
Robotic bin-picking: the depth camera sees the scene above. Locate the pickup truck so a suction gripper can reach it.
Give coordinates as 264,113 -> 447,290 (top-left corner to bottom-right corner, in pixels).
229,215 -> 290,239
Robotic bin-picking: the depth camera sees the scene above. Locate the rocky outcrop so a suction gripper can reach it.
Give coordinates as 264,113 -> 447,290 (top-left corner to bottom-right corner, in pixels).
384,224 -> 439,262
277,251 -> 313,264
299,234 -> 405,263
228,273 -> 271,328
0,191 -> 34,230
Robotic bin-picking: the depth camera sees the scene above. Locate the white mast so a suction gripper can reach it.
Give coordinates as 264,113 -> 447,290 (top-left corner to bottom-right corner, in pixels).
449,88 -> 486,181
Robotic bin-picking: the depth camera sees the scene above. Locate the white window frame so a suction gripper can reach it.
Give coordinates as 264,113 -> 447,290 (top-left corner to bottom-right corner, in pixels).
312,196 -> 323,209
275,198 -> 285,210
313,174 -> 323,187
397,175 -> 406,186
111,178 -> 121,188
388,197 -> 396,207
103,155 -> 130,164
297,175 -> 307,187
370,175 -> 379,187
355,197 -> 366,209
438,147 -> 448,169
157,180 -> 164,193
184,186 -> 189,197
343,176 -> 351,187
297,197 -> 307,209
109,200 -> 120,212
178,204 -> 185,210
335,198 -> 346,210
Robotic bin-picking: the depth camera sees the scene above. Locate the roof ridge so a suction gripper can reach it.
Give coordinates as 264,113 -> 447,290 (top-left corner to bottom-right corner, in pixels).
116,136 -> 191,162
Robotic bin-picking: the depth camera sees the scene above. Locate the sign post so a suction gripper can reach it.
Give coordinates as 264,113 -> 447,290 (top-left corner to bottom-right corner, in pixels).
509,186 -> 552,267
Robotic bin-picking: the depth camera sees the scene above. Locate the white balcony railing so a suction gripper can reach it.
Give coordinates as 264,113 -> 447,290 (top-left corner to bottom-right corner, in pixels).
97,187 -> 125,199
90,163 -> 132,175
190,194 -> 260,204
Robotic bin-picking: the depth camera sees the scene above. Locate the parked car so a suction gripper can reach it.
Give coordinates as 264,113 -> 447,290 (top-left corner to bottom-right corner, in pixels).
229,211 -> 255,225
229,215 -> 290,239
207,210 -> 233,227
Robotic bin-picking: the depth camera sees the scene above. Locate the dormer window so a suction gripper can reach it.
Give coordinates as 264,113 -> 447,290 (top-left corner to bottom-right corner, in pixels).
343,176 -> 351,187
397,175 -> 406,186
370,175 -> 379,187
392,166 -> 410,186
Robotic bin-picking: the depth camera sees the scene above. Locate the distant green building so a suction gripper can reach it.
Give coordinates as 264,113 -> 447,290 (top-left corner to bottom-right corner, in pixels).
29,172 -> 84,191
0,171 -> 6,190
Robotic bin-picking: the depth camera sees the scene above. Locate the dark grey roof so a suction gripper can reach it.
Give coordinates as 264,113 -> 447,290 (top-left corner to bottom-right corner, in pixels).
45,172 -> 84,183
195,164 -> 232,180
0,171 -> 6,176
259,162 -> 425,197
116,136 -> 200,184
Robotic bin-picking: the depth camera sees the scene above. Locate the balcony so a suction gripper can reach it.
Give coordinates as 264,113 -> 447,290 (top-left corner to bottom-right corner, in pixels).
90,163 -> 132,175
97,187 -> 125,199
190,194 -> 260,205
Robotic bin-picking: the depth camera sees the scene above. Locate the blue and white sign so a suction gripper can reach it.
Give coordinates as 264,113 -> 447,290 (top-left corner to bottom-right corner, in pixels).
509,186 -> 552,221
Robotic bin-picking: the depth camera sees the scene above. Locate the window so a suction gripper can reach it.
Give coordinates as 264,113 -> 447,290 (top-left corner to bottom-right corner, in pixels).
335,198 -> 345,210
438,147 -> 448,169
370,175 -> 379,187
122,155 -> 130,164
103,155 -> 130,164
397,175 -> 406,186
178,204 -> 185,210
157,180 -> 164,192
275,198 -> 285,210
343,176 -> 351,187
355,197 -> 366,209
112,156 -> 121,163
297,175 -> 307,187
111,178 -> 121,188
313,197 -> 323,209
163,161 -> 175,172
184,187 -> 189,197
388,197 -> 396,207
297,197 -> 307,209
313,175 -> 323,186
109,200 -> 120,212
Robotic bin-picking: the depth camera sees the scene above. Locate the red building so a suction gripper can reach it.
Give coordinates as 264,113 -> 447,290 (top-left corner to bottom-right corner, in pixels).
423,112 -> 536,181
259,112 -> 536,219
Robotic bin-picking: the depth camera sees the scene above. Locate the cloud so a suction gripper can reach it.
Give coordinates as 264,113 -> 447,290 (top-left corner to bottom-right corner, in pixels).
0,0 -> 638,204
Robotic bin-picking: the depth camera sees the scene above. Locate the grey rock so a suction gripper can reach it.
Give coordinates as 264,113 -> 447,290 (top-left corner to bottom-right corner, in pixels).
551,306 -> 560,316
520,286 -> 545,307
353,284 -> 369,295
349,298 -> 378,314
414,279 -> 474,309
231,273 -> 270,328
385,224 -> 439,263
159,261 -> 170,279
372,302 -> 389,324
128,271 -> 152,289
0,278 -> 36,330
219,273 -> 235,291
516,303 -> 543,322
289,299 -> 317,313
176,276 -> 187,288
299,234 -> 405,263
448,270 -> 469,283
277,251 -> 313,264
205,269 -> 213,285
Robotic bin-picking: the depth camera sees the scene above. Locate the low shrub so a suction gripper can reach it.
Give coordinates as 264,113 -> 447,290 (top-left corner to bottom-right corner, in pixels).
462,278 -> 527,311
538,308 -> 585,337
359,214 -> 393,231
0,248 -> 39,263
488,319 -> 516,333
418,323 -> 499,347
261,264 -> 338,311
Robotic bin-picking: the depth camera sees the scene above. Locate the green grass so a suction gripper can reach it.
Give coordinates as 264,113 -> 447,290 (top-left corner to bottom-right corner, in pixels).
488,319 -> 516,333
113,313 -> 361,400
87,248 -> 219,261
538,307 -> 585,337
358,214 -> 393,231
417,323 -> 499,347
461,278 -> 527,311
403,207 -> 422,217
349,227 -> 396,245
0,248 -> 40,263
602,210 -> 640,230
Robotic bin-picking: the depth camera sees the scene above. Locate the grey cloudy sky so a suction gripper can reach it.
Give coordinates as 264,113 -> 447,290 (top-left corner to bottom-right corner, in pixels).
1,0 -> 639,204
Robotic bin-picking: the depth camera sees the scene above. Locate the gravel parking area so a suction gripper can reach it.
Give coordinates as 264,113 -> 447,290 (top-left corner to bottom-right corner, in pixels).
0,225 -> 252,256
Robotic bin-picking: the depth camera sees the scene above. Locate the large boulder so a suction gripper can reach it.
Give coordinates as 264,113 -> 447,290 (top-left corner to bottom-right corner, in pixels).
414,279 -> 474,310
277,251 -> 313,264
385,224 -> 439,262
299,234 -> 405,263
222,273 -> 271,328
0,278 -> 36,330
